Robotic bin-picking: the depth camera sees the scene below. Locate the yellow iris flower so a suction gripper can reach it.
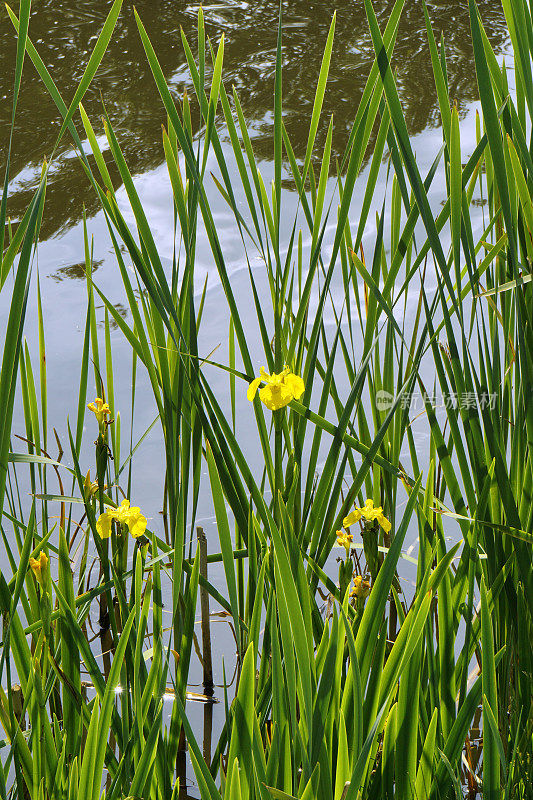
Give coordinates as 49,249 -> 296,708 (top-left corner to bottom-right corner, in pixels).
87,397 -> 111,428
29,551 -> 49,586
96,499 -> 147,539
343,499 -> 391,533
350,575 -> 371,599
336,530 -> 353,551
247,366 -> 305,411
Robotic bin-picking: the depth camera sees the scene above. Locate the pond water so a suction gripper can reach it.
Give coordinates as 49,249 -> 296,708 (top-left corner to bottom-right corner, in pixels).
0,0 -> 510,505
0,1 -> 508,225
0,1 -> 511,795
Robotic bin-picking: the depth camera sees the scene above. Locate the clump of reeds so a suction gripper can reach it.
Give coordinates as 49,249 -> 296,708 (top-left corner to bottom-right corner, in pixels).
0,0 -> 532,797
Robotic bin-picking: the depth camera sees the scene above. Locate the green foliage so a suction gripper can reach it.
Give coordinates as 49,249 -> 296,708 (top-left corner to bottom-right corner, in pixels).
1,0 -> 532,797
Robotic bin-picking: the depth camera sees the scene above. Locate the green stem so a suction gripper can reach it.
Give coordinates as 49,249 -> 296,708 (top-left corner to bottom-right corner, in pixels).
274,411 -> 283,525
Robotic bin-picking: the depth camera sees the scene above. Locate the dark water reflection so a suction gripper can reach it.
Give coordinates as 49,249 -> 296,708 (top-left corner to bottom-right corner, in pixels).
1,0 -> 508,244
49,259 -> 103,281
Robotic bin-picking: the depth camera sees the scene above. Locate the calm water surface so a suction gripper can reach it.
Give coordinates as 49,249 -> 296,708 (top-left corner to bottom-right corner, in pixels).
1,0 -> 508,237
0,2 -> 510,794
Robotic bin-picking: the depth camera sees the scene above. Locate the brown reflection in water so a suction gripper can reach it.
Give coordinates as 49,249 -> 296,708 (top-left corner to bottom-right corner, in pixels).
95,302 -> 128,329
49,258 -> 103,281
1,0 -> 508,247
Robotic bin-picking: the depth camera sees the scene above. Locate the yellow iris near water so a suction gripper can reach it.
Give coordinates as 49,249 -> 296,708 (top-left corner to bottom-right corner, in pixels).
29,551 -> 49,585
96,499 -> 147,539
336,530 -> 353,551
247,366 -> 305,411
343,499 -> 391,533
87,397 -> 111,427
350,575 -> 371,599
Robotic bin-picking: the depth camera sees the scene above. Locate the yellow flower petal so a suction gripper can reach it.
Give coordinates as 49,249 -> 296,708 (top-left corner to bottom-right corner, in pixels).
126,508 -> 148,538
336,530 -> 353,549
378,514 -> 391,533
96,511 -> 113,539
258,386 -> 276,409
117,498 -> 130,514
29,552 -> 49,585
350,575 -> 371,599
343,508 -> 362,527
247,377 -> 262,401
88,396 -> 111,427
284,373 -> 305,400
360,500 -> 384,521
259,383 -> 294,410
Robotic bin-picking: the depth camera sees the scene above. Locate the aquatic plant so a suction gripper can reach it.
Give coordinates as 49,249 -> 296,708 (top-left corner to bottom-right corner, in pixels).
0,0 -> 532,797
